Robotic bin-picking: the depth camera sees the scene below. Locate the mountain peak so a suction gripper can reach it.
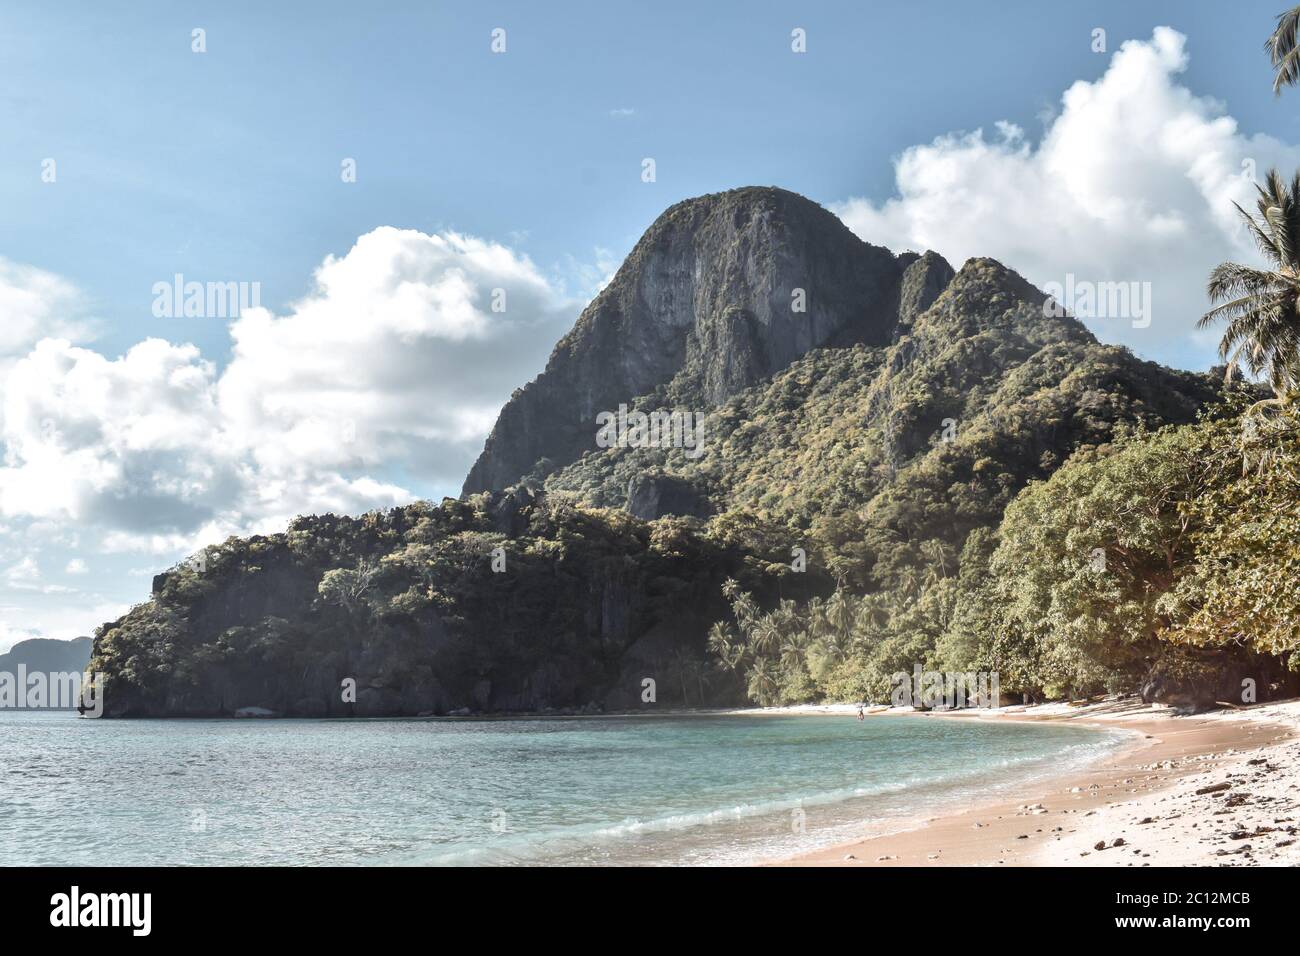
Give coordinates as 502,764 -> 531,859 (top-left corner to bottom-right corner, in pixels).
912,256 -> 1096,347
463,186 -> 933,494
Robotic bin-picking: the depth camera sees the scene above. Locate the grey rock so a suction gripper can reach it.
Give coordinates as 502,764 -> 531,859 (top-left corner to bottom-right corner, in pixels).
463,187 -> 943,494
625,472 -> 709,520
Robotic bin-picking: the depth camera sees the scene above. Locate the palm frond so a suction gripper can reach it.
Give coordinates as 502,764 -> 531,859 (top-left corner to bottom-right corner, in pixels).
1202,167 -> 1300,399
1268,6 -> 1300,95
1233,200 -> 1283,264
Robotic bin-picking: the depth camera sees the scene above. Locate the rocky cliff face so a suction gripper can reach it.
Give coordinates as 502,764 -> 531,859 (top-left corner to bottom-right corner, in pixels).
894,251 -> 958,332
462,187 -> 941,494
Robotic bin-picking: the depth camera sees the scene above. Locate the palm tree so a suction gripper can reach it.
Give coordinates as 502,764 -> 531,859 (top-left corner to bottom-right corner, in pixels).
1268,8 -> 1300,95
707,622 -> 744,672
859,591 -> 893,630
826,587 -> 854,645
806,596 -> 829,642
920,539 -> 952,584
669,649 -> 708,706
707,621 -> 732,657
745,659 -> 781,707
749,616 -> 781,656
817,628 -> 850,664
897,565 -> 922,600
771,599 -> 799,641
1199,168 -> 1300,401
728,591 -> 759,632
778,633 -> 806,672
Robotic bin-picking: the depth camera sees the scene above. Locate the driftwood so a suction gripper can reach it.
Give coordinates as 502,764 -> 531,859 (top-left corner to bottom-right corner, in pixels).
1194,782 -> 1232,796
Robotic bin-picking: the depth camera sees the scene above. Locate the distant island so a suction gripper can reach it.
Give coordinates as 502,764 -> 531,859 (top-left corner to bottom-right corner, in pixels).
1,637 -> 92,710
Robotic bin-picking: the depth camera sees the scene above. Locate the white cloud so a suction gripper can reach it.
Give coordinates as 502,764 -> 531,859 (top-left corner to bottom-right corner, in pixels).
65,558 -> 88,574
3,553 -> 76,593
0,227 -> 574,560
560,247 -> 623,298
4,556 -> 40,587
217,226 -> 572,491
0,258 -> 94,358
0,258 -> 98,440
832,27 -> 1300,369
0,337 -> 236,533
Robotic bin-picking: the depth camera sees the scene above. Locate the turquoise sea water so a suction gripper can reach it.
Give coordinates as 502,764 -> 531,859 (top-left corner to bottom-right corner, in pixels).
0,711 -> 1125,866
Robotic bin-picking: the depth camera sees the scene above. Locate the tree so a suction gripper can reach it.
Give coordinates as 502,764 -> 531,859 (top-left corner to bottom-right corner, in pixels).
984,424 -> 1211,697
778,633 -> 805,672
669,648 -> 694,705
749,617 -> 781,657
707,621 -> 738,669
919,539 -> 952,586
317,557 -> 380,613
745,658 -> 781,707
1164,407 -> 1300,662
1200,169 -> 1300,399
1268,7 -> 1300,95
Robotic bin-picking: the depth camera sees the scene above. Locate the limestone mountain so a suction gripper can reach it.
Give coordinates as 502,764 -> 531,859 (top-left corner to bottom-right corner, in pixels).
547,256 -> 1218,587
463,187 -> 951,494
88,187 -> 1224,717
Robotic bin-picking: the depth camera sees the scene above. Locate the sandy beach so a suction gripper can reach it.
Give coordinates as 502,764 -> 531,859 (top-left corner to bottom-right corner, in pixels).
772,697 -> 1300,867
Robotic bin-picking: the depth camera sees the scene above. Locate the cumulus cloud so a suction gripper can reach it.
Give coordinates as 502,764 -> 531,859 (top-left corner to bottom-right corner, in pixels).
0,258 -> 98,440
0,553 -> 75,594
832,27 -> 1300,369
0,227 -> 574,558
218,227 -> 571,490
0,338 -> 232,533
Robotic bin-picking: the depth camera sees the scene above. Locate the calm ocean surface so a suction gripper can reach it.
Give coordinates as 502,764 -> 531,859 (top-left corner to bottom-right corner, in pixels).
0,711 -> 1126,865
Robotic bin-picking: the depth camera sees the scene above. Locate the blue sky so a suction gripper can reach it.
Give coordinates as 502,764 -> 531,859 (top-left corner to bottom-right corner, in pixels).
1,0 -> 1298,648
3,0 -> 1292,360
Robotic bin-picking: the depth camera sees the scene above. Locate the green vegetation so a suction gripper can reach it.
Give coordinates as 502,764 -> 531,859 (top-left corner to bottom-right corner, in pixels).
976,400 -> 1300,700
678,160 -> 1300,710
90,158 -> 1300,716
545,258 -> 1259,709
700,400 -> 1300,710
89,492 -> 805,716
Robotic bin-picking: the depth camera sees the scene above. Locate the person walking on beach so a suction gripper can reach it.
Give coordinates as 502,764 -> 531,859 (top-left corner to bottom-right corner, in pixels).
856,706 -> 865,721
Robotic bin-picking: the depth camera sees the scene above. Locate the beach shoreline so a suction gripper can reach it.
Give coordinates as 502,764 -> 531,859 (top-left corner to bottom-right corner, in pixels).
768,697 -> 1300,867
